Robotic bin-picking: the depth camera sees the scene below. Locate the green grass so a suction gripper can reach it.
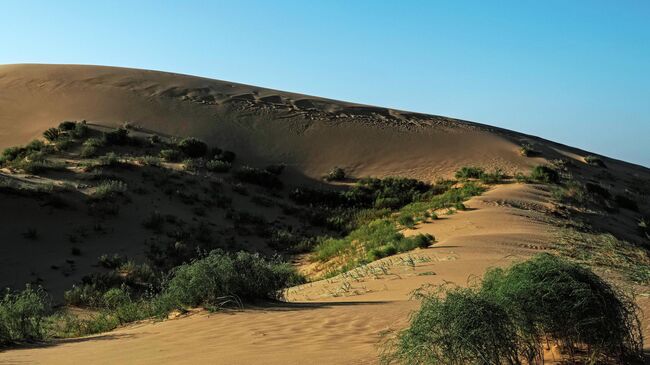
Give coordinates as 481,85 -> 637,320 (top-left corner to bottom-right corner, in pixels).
91,180 -> 127,200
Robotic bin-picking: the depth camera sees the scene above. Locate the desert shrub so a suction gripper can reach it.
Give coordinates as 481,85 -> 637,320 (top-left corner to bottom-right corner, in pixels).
233,166 -> 282,189
98,253 -> 127,269
383,287 -> 529,365
205,160 -> 231,172
0,146 -> 25,164
157,250 -> 304,311
479,169 -> 505,184
519,143 -> 539,157
481,254 -> 643,363
529,165 -> 559,184
552,180 -> 586,204
54,137 -> 75,151
97,152 -> 121,167
455,166 -> 484,179
64,284 -> 105,307
138,155 -> 161,167
183,158 -> 205,172
72,122 -> 89,138
18,159 -> 66,174
159,149 -> 182,162
177,137 -> 207,158
615,194 -> 639,211
43,127 -> 60,141
584,155 -> 606,168
397,214 -> 416,228
0,285 -> 50,346
103,128 -> 130,145
58,121 -> 77,131
91,180 -> 127,200
324,167 -> 346,181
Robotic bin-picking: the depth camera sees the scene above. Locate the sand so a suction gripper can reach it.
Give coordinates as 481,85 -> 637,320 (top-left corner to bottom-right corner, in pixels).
0,64 -> 648,364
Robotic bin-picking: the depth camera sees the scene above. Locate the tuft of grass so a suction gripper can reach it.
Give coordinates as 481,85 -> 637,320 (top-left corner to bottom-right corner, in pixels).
455,166 -> 484,179
177,137 -> 208,158
481,254 -> 643,363
159,149 -> 182,162
233,166 -> 283,189
205,160 -> 231,172
584,155 -> 606,168
91,180 -> 127,200
324,167 -> 346,181
384,254 -> 643,364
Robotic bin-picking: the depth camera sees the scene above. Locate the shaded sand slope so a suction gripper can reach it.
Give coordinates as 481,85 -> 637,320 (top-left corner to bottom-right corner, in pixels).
0,63 -> 595,180
0,184 -> 562,364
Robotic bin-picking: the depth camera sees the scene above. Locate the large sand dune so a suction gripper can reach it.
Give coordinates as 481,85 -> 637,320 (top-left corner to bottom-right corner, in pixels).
0,64 -> 648,363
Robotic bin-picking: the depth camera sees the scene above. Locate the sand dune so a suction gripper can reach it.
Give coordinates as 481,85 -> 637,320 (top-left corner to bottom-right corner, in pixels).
0,64 -> 648,363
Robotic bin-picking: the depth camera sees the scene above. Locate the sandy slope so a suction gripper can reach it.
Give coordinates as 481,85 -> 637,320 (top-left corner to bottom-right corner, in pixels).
0,184 -> 561,364
0,64 -> 648,363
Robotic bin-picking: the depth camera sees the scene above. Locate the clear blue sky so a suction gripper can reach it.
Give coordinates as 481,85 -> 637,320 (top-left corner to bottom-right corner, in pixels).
1,1 -> 648,166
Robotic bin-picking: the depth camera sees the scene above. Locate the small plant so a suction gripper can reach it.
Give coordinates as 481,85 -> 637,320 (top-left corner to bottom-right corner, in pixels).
454,166 -> 484,179
397,214 -> 416,228
519,143 -> 539,157
205,160 -> 231,172
72,122 -> 89,138
159,149 -> 182,162
177,137 -> 208,158
91,180 -> 127,200
584,155 -> 606,168
324,167 -> 346,181
233,166 -> 283,189
103,128 -> 130,145
43,127 -> 61,142
138,155 -> 161,167
529,165 -> 559,184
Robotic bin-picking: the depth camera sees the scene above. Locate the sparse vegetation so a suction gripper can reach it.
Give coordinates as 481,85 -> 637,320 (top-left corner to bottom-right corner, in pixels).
205,159 -> 231,172
519,143 -> 539,157
233,166 -> 283,189
455,166 -> 484,179
159,149 -> 182,162
177,137 -> 208,158
585,155 -> 606,168
529,165 -> 559,184
91,180 -> 127,200
0,285 -> 50,346
324,167 -> 346,181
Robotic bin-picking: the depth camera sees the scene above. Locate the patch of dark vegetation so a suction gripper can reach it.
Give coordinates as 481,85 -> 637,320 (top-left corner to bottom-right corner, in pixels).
324,166 -> 346,181
519,143 -> 540,157
0,285 -> 50,347
455,166 -> 484,179
584,155 -> 606,168
177,137 -> 208,158
383,254 -> 643,364
529,165 -> 560,184
233,166 -> 283,189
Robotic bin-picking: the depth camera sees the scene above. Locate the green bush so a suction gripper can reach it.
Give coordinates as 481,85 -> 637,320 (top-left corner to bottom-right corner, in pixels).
397,214 -> 416,228
177,137 -> 208,158
384,287 -> 529,365
72,122 -> 89,138
58,121 -> 77,131
481,254 -> 643,363
529,165 -> 559,184
159,149 -> 182,162
385,254 -> 643,364
43,128 -> 60,142
103,128 -> 130,145
324,167 -> 346,181
157,250 -> 304,310
206,160 -> 231,172
584,155 -> 606,168
91,180 -> 127,200
233,166 -> 283,189
455,166 -> 484,179
519,143 -> 539,157
479,169 -> 504,184
0,285 -> 50,346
